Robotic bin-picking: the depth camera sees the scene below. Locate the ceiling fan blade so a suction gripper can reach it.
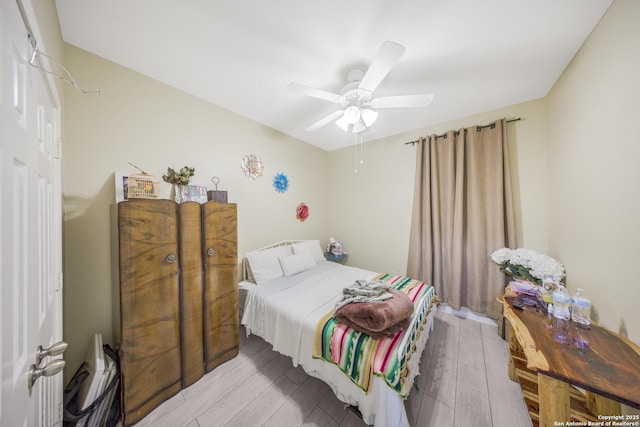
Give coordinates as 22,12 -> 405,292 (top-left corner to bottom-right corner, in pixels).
287,82 -> 342,103
306,109 -> 345,131
370,93 -> 434,109
358,41 -> 406,93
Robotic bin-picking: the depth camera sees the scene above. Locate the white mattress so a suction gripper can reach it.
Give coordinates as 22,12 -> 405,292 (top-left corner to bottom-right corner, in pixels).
240,261 -> 437,427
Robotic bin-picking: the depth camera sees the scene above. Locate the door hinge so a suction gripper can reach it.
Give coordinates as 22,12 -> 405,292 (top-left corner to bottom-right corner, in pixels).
56,272 -> 63,291
55,401 -> 63,426
55,138 -> 62,159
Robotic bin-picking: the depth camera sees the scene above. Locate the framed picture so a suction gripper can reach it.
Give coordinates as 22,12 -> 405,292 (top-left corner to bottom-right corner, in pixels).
115,172 -> 129,203
191,185 -> 208,203
183,185 -> 208,203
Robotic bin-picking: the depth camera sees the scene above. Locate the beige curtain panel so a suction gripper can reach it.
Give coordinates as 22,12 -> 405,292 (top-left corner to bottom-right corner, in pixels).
407,118 -> 516,318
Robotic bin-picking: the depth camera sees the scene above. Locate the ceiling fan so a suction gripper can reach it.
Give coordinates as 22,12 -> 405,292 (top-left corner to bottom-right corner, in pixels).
287,41 -> 434,134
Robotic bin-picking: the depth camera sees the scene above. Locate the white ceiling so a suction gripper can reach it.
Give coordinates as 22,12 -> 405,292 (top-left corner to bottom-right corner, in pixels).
54,0 -> 612,151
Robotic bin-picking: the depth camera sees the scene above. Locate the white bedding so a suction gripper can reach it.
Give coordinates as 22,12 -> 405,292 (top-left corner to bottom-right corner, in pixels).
241,260 -> 437,427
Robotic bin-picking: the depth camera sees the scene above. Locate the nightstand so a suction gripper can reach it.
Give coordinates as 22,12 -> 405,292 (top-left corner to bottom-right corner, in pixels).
324,252 -> 348,264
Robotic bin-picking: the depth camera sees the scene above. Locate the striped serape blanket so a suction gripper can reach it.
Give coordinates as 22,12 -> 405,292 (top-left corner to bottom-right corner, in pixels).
313,273 -> 436,397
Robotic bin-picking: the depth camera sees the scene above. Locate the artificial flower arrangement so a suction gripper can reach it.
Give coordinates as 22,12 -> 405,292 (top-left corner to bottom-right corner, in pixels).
490,247 -> 566,285
162,166 -> 195,185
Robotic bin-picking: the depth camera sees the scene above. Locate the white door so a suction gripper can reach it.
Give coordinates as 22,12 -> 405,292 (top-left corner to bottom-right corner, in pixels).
1,0 -> 65,426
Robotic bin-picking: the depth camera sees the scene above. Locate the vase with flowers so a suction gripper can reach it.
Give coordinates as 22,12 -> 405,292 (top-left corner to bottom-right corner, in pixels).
162,166 -> 195,203
491,247 -> 566,303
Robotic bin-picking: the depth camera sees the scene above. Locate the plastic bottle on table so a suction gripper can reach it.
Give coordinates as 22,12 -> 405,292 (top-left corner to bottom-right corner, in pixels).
552,285 -> 571,320
546,303 -> 554,317
541,275 -> 556,304
571,288 -> 591,326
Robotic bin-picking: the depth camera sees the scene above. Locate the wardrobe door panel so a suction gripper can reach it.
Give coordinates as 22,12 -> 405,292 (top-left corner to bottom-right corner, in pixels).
178,202 -> 205,387
118,200 -> 182,426
202,202 -> 239,372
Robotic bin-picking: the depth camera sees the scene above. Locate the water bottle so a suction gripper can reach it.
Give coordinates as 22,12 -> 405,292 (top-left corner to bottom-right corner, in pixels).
552,285 -> 571,320
541,275 -> 556,304
571,288 -> 591,326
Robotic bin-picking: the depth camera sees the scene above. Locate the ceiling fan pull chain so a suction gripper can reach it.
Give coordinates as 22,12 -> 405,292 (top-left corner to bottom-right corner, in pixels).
353,132 -> 365,173
354,133 -> 359,173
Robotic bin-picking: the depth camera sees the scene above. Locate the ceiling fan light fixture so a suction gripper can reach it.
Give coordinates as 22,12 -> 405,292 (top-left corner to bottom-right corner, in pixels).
351,119 -> 366,134
344,105 -> 361,124
360,108 -> 379,127
336,106 -> 362,131
335,113 -> 351,131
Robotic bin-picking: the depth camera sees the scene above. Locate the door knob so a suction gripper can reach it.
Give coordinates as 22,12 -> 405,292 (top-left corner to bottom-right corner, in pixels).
28,359 -> 65,392
36,341 -> 68,366
207,248 -> 216,256
166,254 -> 177,263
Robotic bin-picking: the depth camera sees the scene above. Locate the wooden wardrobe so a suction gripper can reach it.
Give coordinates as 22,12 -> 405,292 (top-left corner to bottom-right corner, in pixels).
112,199 -> 238,427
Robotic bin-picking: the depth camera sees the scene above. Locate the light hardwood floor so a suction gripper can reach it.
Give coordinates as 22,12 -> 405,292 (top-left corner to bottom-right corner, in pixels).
131,311 -> 532,427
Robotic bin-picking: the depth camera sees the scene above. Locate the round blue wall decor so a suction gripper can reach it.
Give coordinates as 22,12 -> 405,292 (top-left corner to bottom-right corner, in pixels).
273,172 -> 289,193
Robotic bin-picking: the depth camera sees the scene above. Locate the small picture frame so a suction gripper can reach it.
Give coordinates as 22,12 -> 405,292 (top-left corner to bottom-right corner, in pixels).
185,185 -> 208,203
115,172 -> 129,203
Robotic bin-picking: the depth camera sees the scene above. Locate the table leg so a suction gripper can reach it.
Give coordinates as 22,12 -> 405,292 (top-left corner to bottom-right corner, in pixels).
538,373 -> 570,427
586,391 -> 621,416
507,321 -> 519,382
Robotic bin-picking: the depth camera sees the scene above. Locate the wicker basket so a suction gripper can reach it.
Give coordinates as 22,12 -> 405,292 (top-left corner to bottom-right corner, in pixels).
127,173 -> 160,199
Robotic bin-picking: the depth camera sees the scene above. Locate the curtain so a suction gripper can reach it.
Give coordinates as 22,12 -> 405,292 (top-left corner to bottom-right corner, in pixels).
406,118 -> 516,319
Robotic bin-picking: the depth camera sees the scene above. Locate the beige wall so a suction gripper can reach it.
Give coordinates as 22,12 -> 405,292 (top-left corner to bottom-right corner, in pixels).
61,45 -> 328,378
327,99 -> 550,277
546,0 -> 640,343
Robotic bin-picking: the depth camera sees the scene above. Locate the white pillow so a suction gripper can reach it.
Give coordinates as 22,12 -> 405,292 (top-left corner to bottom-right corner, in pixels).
245,245 -> 293,284
278,253 -> 316,277
291,240 -> 325,264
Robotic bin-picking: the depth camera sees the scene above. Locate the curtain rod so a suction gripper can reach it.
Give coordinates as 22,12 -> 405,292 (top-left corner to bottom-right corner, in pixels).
404,117 -> 522,146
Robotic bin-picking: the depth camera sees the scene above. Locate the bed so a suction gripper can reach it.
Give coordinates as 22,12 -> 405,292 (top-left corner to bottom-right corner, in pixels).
239,240 -> 439,427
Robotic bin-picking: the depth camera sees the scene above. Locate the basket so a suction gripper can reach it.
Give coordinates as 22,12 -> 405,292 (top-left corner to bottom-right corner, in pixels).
63,344 -> 121,427
127,173 -> 160,199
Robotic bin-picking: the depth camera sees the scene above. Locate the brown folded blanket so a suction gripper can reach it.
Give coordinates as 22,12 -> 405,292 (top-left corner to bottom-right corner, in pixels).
335,289 -> 414,339
336,315 -> 411,340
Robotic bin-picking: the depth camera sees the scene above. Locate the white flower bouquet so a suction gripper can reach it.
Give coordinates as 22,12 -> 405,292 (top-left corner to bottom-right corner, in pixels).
490,247 -> 565,285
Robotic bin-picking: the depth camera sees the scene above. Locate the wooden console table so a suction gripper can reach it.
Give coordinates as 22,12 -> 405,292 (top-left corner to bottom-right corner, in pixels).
500,296 -> 640,427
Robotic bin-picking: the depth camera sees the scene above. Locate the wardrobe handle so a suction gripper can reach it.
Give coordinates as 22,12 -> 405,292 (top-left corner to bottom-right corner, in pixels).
166,254 -> 177,264
207,248 -> 216,256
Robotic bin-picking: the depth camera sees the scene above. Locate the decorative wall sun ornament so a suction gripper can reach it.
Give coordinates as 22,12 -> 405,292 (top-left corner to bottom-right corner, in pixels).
296,202 -> 309,222
273,172 -> 289,193
240,154 -> 263,180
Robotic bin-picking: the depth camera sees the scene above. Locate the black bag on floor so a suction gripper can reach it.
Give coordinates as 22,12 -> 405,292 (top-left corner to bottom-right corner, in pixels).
63,344 -> 121,427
